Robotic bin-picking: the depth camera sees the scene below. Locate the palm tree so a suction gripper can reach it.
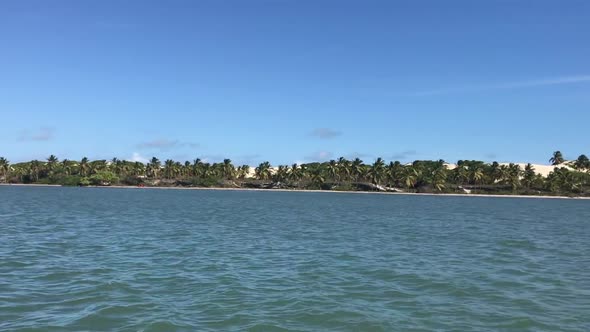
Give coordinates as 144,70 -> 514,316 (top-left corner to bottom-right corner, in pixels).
367,158 -> 386,185
255,162 -> 272,181
163,159 -> 176,179
222,159 -> 235,180
351,158 -> 364,182
79,157 -> 90,176
470,167 -> 484,187
337,157 -> 351,183
46,155 -> 58,174
326,160 -> 339,183
454,166 -> 469,185
402,166 -> 419,190
110,157 -> 119,169
4,151 -> 589,195
274,165 -> 289,183
174,161 -> 183,178
182,161 -> 191,178
547,168 -> 565,193
309,167 -> 325,188
490,161 -> 501,184
12,165 -> 27,183
110,158 -> 121,175
522,163 -> 536,188
200,162 -> 212,178
574,154 -> 590,170
147,157 -> 161,179
29,160 -> 42,182
90,160 -> 107,173
507,163 -> 522,191
288,163 -> 304,185
0,157 -> 9,182
548,168 -> 582,193
133,162 -> 146,177
386,161 -> 403,187
550,151 -> 564,165
60,159 -> 71,176
431,167 -> 447,192
235,165 -> 249,180
192,159 -> 204,178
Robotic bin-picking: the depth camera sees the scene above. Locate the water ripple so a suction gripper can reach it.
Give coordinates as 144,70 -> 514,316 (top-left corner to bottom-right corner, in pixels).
1,187 -> 589,331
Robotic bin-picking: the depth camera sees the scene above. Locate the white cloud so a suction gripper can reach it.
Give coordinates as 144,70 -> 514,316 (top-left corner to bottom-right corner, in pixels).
130,152 -> 148,163
200,154 -> 226,164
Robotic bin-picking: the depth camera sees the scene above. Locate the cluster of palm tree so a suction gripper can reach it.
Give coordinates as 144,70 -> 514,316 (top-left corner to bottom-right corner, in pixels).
1,151 -> 589,196
549,150 -> 590,169
1,156 -> 250,185
144,158 -> 245,180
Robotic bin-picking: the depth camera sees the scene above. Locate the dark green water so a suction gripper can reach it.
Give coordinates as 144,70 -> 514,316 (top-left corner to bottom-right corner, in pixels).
1,187 -> 589,331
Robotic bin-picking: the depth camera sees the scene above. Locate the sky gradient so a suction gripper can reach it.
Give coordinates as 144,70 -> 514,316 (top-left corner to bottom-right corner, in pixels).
1,0 -> 589,165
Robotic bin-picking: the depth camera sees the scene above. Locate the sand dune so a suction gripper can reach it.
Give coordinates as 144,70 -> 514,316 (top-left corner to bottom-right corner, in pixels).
445,162 -> 574,177
244,163 -> 573,179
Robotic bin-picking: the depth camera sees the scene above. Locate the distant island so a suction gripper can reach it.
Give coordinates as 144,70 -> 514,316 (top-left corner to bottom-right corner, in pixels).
1,151 -> 589,197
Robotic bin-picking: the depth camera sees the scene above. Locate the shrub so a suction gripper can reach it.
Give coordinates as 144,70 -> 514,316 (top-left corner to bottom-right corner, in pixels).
79,177 -> 91,186
120,176 -> 143,186
46,174 -> 83,186
190,176 -> 220,187
89,171 -> 119,185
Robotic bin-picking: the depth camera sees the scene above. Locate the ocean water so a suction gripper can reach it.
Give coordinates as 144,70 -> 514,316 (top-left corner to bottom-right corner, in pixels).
1,186 -> 589,331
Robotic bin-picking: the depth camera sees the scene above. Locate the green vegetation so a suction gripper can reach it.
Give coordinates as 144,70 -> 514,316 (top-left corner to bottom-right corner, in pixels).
1,153 -> 589,197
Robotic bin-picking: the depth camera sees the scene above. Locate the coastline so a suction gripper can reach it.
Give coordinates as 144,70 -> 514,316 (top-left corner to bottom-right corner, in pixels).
2,183 -> 589,200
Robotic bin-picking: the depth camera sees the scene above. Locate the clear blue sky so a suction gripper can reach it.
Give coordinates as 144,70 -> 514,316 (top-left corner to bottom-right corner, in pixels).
1,0 -> 589,165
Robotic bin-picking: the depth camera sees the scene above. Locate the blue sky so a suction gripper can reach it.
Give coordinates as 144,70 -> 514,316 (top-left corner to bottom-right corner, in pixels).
1,0 -> 589,165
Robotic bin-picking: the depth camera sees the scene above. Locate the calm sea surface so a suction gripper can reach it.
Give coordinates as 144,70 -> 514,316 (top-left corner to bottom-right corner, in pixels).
1,186 -> 589,331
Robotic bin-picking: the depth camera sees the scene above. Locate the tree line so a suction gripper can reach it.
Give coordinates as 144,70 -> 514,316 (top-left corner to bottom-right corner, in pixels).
0,151 -> 589,196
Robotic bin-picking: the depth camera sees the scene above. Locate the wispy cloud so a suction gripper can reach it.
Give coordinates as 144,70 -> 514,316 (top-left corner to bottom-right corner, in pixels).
309,128 -> 342,139
137,139 -> 179,149
411,75 -> 590,96
391,150 -> 417,160
137,139 -> 200,151
304,151 -> 333,162
17,127 -> 55,142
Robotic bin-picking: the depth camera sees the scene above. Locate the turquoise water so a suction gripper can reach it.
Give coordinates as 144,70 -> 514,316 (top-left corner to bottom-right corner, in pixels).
1,187 -> 589,331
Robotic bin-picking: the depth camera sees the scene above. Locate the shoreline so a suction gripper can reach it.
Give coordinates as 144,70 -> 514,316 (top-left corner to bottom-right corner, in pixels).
2,183 -> 589,200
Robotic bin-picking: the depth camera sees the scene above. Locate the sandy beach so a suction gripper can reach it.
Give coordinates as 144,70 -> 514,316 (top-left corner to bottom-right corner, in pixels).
2,183 -> 588,200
